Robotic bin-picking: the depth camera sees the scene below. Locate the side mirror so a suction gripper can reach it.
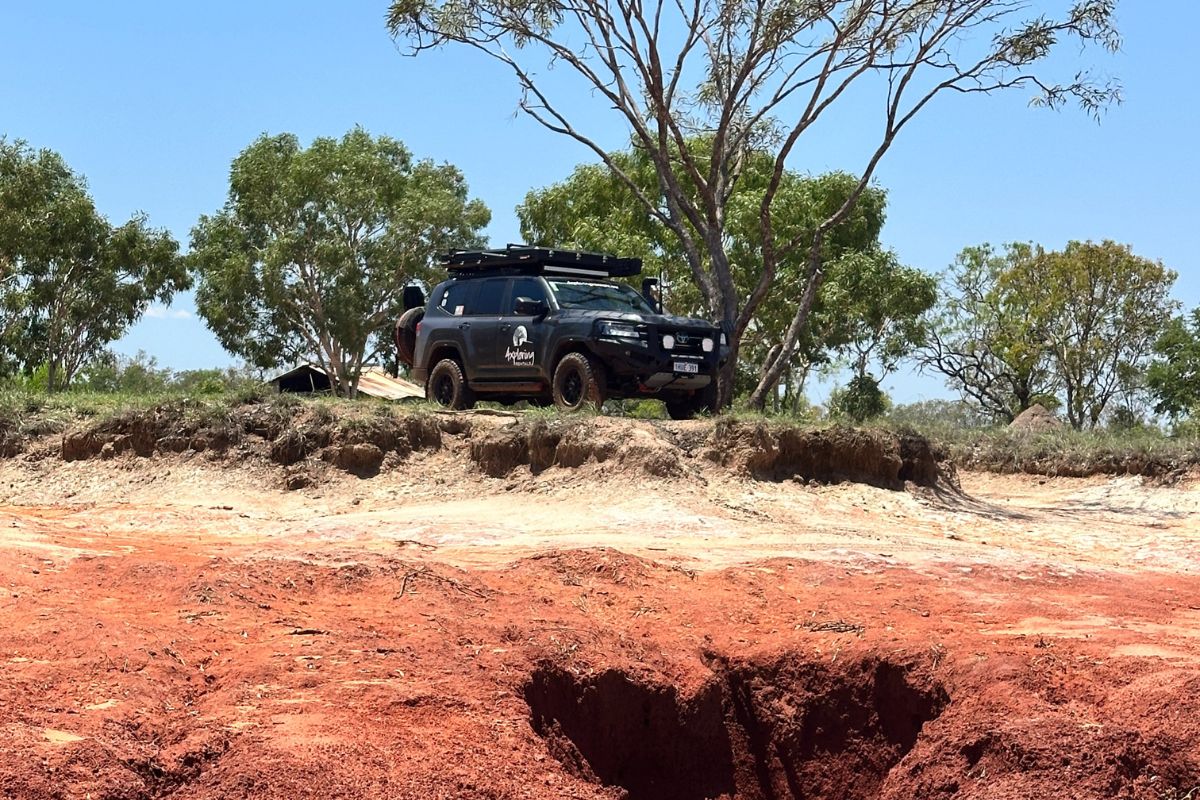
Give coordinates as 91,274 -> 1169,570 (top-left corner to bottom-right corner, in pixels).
641,278 -> 663,313
402,285 -> 426,311
514,297 -> 548,318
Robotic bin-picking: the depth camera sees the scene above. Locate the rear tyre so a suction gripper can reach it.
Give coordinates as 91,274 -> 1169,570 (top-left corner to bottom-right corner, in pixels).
696,381 -> 719,414
426,358 -> 475,410
664,396 -> 697,420
552,352 -> 606,413
394,307 -> 424,369
664,382 -> 718,420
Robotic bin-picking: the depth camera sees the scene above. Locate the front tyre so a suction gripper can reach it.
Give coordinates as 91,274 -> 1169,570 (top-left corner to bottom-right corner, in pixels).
426,358 -> 475,410
552,352 -> 605,413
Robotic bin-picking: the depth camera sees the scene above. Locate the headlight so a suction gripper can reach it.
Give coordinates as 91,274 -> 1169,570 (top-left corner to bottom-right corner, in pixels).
702,337 -> 714,353
662,334 -> 675,351
597,321 -> 643,341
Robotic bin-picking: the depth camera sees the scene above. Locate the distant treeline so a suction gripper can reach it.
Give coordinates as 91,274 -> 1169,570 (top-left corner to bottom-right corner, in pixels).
1,133 -> 1196,431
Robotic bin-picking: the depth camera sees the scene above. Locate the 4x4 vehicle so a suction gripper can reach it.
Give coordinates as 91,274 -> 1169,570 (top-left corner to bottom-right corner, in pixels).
394,246 -> 729,419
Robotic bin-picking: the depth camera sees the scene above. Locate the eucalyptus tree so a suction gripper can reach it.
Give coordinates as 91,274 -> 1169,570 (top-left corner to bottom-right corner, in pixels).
518,142 -> 888,397
0,139 -> 186,390
390,0 -> 1121,407
190,129 -> 490,397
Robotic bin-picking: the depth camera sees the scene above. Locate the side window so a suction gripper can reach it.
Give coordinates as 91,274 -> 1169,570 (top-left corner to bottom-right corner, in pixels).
469,278 -> 506,316
438,282 -> 474,316
506,277 -> 548,315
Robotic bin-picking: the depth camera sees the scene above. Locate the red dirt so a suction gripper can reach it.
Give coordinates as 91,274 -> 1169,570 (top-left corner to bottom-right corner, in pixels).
1,421 -> 1199,799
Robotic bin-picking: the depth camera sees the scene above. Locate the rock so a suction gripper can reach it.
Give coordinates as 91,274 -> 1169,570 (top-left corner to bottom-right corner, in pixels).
62,433 -> 103,462
284,467 -> 312,491
334,443 -> 384,477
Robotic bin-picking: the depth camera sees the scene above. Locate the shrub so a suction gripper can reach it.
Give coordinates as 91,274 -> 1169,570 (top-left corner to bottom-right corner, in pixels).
828,375 -> 890,423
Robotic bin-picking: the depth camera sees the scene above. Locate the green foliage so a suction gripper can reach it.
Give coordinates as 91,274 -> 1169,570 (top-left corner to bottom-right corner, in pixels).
0,139 -> 188,390
923,241 -> 1176,429
1104,405 -> 1148,434
919,243 -> 1057,422
393,0 -> 1120,409
518,142 -> 925,398
1147,309 -> 1200,419
519,145 -> 887,319
1029,393 -> 1062,412
79,351 -> 172,394
605,398 -> 669,420
72,351 -> 262,397
877,403 -> 1199,479
886,399 -> 995,432
1171,417 -> 1200,440
820,250 -> 937,379
5,364 -> 51,393
1010,240 -> 1177,429
828,375 -> 889,423
174,369 -> 241,396
518,158 -> 666,282
189,128 -> 490,397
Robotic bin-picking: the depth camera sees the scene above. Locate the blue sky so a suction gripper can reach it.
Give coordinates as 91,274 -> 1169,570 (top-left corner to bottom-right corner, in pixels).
2,1 -> 1196,402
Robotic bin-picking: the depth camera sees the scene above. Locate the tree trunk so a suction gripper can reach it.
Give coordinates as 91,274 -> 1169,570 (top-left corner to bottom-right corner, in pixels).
1064,385 -> 1083,430
746,246 -> 827,410
716,339 -> 739,409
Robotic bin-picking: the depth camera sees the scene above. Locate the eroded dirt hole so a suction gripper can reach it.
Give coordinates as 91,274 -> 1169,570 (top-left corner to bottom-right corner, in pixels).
524,655 -> 948,800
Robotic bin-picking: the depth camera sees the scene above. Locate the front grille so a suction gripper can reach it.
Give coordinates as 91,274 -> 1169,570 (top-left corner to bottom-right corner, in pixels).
666,330 -> 706,355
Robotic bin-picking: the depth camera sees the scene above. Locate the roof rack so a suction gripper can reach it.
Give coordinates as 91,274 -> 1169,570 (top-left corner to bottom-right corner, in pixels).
441,244 -> 642,278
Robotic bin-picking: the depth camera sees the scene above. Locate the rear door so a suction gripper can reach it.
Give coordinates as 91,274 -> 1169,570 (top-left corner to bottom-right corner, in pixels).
462,277 -> 507,379
498,277 -> 551,380
418,280 -> 476,377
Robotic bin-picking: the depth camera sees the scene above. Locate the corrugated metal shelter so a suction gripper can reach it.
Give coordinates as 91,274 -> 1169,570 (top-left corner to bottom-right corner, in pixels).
270,364 -> 423,401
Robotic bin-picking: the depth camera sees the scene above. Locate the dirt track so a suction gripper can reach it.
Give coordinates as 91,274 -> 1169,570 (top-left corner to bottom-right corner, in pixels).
2,416 -> 1199,799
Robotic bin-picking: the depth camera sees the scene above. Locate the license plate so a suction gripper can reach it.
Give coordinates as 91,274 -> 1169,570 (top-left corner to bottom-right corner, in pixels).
673,361 -> 699,374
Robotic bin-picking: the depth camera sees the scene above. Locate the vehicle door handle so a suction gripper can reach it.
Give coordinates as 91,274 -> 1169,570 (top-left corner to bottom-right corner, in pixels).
499,323 -> 512,331
458,322 -> 470,330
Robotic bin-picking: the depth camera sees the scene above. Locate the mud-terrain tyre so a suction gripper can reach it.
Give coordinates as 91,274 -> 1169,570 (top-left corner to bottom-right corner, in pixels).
664,396 -> 697,420
664,382 -> 718,420
552,352 -> 606,413
426,358 -> 475,410
394,307 -> 424,369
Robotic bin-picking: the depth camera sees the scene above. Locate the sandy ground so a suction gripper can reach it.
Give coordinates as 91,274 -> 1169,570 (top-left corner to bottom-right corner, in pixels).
1,449 -> 1199,798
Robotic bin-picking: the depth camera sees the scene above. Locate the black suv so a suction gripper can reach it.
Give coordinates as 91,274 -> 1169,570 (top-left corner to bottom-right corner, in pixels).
395,246 -> 728,418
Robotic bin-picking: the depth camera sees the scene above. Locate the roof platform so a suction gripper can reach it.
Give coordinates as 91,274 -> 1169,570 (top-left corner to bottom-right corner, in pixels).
441,245 -> 642,278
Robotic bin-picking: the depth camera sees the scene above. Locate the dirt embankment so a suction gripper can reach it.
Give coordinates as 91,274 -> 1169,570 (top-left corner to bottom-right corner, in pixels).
15,401 -> 955,491
4,403 -> 1200,798
4,541 -> 1199,800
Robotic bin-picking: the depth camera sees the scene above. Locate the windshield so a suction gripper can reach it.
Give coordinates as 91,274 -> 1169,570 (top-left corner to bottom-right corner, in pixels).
547,279 -> 655,314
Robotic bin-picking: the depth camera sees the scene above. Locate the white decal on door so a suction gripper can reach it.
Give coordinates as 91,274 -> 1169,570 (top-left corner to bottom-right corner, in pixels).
505,325 -> 535,364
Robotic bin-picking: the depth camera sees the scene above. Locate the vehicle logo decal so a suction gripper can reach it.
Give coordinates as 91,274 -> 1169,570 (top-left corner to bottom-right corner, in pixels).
505,324 -> 535,364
